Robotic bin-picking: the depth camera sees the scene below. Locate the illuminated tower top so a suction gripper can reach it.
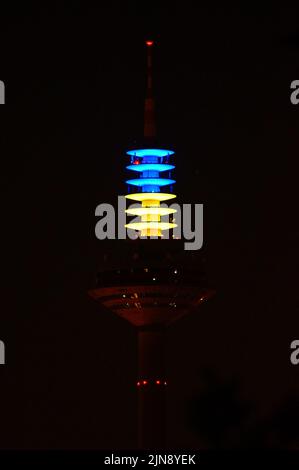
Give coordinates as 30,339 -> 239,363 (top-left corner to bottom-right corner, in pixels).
89,40 -> 214,326
125,40 -> 177,238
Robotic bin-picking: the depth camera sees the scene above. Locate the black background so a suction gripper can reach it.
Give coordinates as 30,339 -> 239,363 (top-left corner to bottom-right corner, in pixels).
1,2 -> 299,450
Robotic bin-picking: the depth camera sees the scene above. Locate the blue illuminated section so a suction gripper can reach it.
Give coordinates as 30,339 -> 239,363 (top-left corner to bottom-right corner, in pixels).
143,185 -> 159,192
126,148 -> 174,158
126,178 -> 175,187
126,163 -> 175,172
125,147 -> 176,198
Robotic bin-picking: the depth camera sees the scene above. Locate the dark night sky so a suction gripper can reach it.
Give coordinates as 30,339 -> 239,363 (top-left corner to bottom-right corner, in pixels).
1,2 -> 299,449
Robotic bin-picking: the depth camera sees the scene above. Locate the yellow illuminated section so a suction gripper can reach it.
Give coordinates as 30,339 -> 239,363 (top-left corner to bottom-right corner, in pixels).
125,222 -> 177,230
125,221 -> 177,237
125,207 -> 176,216
125,193 -> 176,202
125,193 -> 177,237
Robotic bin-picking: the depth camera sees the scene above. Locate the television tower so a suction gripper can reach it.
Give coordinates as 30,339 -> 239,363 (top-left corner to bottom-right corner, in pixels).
89,41 -> 214,449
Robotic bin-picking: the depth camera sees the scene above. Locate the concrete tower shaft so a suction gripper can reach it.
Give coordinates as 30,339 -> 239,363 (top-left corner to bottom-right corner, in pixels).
137,326 -> 166,448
